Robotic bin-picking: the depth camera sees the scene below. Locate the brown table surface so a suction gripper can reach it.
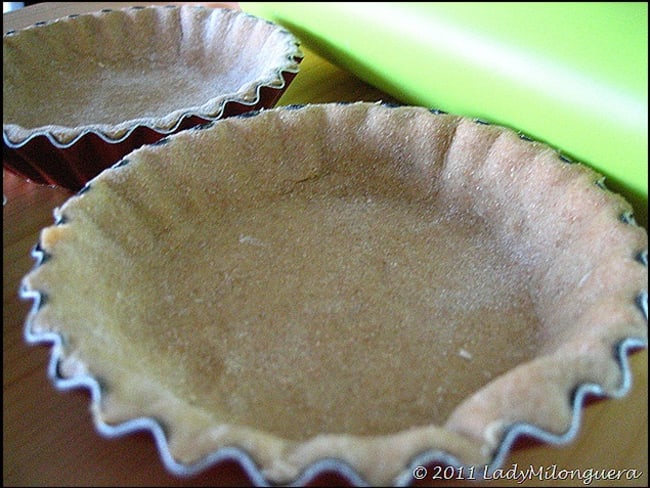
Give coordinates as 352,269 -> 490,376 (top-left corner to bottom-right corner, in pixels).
3,3 -> 647,487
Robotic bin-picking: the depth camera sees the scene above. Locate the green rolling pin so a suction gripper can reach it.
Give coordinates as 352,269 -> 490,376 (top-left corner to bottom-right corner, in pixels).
240,2 -> 647,227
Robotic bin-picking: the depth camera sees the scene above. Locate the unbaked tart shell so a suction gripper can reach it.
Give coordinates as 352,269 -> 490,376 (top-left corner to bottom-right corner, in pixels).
3,4 -> 302,191
21,102 -> 648,486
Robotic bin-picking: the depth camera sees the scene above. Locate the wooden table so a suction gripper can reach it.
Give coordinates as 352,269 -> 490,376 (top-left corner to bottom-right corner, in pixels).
3,3 -> 647,486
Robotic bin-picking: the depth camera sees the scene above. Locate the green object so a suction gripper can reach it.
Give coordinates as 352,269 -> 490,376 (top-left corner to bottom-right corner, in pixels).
241,2 -> 648,226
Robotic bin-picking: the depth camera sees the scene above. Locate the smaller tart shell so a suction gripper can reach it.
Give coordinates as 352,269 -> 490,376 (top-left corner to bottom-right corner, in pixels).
3,5 -> 302,191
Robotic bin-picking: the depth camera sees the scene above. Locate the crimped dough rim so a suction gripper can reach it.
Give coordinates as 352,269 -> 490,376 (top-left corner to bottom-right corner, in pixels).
3,5 -> 302,147
20,103 -> 648,486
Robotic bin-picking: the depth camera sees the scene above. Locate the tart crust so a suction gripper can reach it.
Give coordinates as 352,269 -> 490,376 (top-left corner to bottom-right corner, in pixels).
21,102 -> 648,485
3,5 -> 302,145
3,5 -> 302,190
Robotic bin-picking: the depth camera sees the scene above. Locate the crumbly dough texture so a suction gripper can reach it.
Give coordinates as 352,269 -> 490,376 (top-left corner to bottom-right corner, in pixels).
3,5 -> 302,144
22,103 -> 648,485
